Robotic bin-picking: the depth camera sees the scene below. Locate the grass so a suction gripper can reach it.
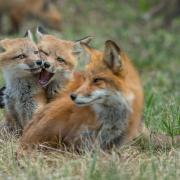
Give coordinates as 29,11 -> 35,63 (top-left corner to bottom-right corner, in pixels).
0,1 -> 179,179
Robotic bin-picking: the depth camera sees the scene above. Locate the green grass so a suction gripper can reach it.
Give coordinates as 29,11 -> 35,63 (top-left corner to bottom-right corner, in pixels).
0,1 -> 180,179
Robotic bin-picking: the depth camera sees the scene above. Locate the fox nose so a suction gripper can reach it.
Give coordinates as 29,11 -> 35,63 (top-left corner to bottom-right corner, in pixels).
44,61 -> 50,68
36,60 -> 43,66
70,93 -> 77,101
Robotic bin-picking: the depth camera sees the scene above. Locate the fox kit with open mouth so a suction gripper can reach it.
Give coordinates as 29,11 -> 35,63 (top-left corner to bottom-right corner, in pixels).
0,31 -> 47,133
36,27 -> 93,100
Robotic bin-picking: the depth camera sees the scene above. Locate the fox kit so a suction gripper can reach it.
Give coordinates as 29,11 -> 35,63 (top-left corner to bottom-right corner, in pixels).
0,31 -> 47,132
36,27 -> 93,100
0,0 -> 62,33
17,40 -> 144,154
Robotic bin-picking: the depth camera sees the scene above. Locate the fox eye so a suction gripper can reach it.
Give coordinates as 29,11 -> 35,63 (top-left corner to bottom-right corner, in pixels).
57,57 -> 66,64
14,54 -> 26,59
93,78 -> 104,83
34,51 -> 39,54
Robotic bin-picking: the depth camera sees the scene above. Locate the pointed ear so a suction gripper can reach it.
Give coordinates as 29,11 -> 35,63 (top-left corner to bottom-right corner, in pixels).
104,40 -> 122,73
73,36 -> 94,54
24,30 -> 33,41
36,26 -> 47,41
73,36 -> 94,70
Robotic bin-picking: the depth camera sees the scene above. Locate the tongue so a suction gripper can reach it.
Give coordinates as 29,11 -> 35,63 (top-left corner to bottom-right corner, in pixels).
39,70 -> 54,87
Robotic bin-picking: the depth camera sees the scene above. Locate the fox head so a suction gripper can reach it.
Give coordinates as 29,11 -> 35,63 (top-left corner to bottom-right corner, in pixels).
0,30 -> 43,78
70,40 -> 130,106
36,27 -> 93,87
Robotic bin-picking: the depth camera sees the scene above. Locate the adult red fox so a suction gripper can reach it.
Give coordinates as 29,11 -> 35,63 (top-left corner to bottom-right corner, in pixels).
17,40 -> 144,154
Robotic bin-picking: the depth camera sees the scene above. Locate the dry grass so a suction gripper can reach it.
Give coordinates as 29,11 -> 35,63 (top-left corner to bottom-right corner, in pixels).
0,135 -> 179,179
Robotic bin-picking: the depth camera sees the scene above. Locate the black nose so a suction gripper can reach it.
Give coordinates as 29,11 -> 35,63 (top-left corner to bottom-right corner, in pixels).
44,61 -> 50,68
70,93 -> 77,101
36,60 -> 43,66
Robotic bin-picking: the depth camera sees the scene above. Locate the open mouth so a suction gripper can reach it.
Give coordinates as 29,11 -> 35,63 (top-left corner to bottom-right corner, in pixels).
38,69 -> 54,87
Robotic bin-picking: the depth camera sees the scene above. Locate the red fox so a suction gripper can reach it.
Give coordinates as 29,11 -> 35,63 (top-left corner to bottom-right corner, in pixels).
17,40 -> 144,153
70,40 -> 144,148
0,0 -> 62,33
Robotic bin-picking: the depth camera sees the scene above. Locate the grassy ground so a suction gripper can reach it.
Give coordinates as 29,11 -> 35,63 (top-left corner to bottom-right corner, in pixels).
0,1 -> 180,179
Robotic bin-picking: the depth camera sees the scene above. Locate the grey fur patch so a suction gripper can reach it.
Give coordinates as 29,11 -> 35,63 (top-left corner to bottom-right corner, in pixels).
93,92 -> 132,149
4,76 -> 39,131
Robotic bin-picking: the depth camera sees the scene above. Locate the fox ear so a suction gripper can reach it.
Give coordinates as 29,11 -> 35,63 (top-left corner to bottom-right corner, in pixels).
73,36 -> 94,70
36,26 -> 47,41
104,40 -> 122,73
24,30 -> 33,41
73,36 -> 94,54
